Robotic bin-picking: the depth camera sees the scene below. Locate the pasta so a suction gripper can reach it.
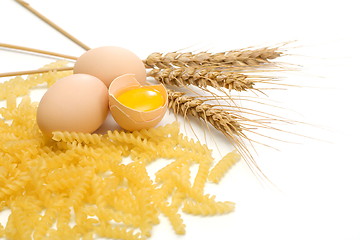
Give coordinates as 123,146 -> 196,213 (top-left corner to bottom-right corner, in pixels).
56,207 -> 71,232
0,224 -> 4,238
159,203 -> 186,235
192,158 -> 212,193
52,131 -> 104,144
94,224 -> 141,240
0,63 -> 242,240
208,150 -> 241,183
33,208 -> 57,240
182,200 -> 235,216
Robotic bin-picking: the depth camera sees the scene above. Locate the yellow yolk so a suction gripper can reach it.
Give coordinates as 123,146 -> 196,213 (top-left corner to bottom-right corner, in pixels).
116,87 -> 165,112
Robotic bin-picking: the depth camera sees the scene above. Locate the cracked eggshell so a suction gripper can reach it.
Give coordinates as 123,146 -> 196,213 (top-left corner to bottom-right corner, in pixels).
73,46 -> 147,87
109,74 -> 168,131
36,74 -> 109,136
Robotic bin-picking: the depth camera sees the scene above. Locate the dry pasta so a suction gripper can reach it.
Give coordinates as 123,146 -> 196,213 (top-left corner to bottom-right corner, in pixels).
208,150 -> 241,183
159,203 -> 186,235
182,200 -> 235,216
0,224 -> 5,238
192,158 -> 212,193
52,131 -> 104,144
0,62 -> 242,240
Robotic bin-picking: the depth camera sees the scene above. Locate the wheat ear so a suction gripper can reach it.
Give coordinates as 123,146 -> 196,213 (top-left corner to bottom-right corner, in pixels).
148,67 -> 279,92
167,89 -> 244,135
143,45 -> 283,69
166,89 -> 271,180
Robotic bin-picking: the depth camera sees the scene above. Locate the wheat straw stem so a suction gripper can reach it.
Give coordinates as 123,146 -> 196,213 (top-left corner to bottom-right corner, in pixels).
143,46 -> 283,69
14,0 -> 90,51
0,66 -> 73,78
0,43 -> 78,60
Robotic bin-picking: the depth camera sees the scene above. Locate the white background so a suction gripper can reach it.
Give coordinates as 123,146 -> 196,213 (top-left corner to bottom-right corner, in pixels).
1,0 -> 360,239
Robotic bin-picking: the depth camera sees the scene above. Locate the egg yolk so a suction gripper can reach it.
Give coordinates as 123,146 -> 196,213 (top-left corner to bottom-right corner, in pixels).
116,87 -> 165,112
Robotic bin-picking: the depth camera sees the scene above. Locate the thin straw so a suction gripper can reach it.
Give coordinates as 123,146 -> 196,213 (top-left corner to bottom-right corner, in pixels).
0,66 -> 73,78
14,0 -> 91,51
0,43 -> 78,60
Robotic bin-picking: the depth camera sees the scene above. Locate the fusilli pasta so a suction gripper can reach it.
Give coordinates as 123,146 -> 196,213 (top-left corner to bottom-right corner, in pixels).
208,151 -> 241,183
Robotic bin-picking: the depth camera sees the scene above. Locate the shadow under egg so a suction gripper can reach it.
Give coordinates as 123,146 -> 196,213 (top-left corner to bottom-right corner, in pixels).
93,112 -> 122,134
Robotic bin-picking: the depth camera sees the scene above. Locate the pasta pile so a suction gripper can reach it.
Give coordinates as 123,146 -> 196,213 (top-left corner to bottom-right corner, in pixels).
0,65 -> 241,239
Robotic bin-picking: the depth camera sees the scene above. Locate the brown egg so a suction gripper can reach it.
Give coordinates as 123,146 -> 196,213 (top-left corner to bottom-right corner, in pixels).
37,74 -> 109,135
73,46 -> 147,87
108,74 -> 168,131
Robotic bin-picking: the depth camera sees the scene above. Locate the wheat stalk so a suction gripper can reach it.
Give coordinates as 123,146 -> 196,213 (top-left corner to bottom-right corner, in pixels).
0,66 -> 73,78
14,0 -> 90,50
143,45 -> 283,69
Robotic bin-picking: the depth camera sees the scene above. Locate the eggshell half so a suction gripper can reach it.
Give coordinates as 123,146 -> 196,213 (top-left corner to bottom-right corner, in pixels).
73,46 -> 147,87
37,74 -> 109,135
109,74 -> 168,131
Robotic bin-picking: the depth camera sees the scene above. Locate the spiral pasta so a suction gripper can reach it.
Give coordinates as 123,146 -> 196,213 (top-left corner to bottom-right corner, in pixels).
159,203 -> 186,235
52,131 -> 104,144
56,207 -> 71,232
192,158 -> 212,193
182,200 -> 235,216
208,151 -> 241,183
95,224 -> 141,240
33,208 -> 57,240
0,224 -> 5,238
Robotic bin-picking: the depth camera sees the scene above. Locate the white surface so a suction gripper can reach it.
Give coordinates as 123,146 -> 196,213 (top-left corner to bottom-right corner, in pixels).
1,0 -> 360,239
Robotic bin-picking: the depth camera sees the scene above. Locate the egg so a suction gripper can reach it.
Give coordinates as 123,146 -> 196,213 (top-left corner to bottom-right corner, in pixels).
37,74 -> 109,135
108,74 -> 168,131
73,46 -> 147,87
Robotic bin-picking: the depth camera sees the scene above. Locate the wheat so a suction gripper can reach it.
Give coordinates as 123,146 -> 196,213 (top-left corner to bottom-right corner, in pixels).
167,89 -> 253,162
167,89 -> 277,182
143,45 -> 283,69
148,67 -> 276,92
167,90 -> 243,134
